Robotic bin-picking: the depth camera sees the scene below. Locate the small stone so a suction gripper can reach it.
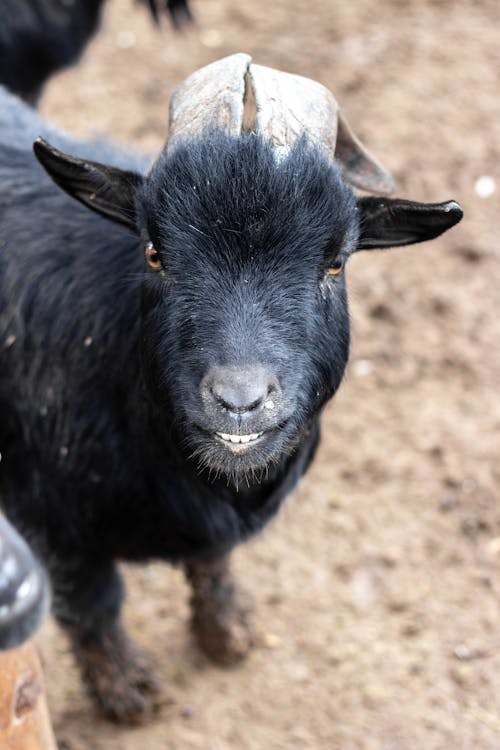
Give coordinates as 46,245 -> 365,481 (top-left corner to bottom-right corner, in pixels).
387,598 -> 409,613
369,302 -> 395,322
199,29 -> 223,48
401,617 -> 422,637
458,246 -> 483,263
116,30 -> 136,49
261,632 -> 282,649
350,567 -> 380,611
485,537 -> 500,557
429,444 -> 443,459
439,495 -> 457,512
461,516 -> 488,538
5,334 -> 15,347
180,705 -> 195,719
84,336 -> 93,347
462,478 -> 477,493
450,664 -> 472,687
266,593 -> 283,605
328,493 -> 346,509
378,547 -> 401,567
352,358 -> 374,377
362,682 -> 388,706
453,643 -> 471,661
474,175 -> 495,198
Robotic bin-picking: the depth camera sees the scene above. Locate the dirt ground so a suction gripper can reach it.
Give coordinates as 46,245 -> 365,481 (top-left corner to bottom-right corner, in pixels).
33,0 -> 500,748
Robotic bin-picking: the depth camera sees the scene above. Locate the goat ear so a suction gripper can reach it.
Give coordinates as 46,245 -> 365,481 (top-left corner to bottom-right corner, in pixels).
33,137 -> 143,234
355,197 -> 463,250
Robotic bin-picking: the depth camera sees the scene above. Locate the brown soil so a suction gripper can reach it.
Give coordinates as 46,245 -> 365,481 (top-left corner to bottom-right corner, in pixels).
36,0 -> 500,748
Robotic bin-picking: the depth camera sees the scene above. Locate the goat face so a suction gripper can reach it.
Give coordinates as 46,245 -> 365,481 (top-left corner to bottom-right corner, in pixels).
137,133 -> 357,477
34,128 -> 462,484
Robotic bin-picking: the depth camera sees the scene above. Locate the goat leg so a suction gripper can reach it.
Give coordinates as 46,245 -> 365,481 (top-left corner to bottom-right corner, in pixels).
54,559 -> 162,724
184,554 -> 254,666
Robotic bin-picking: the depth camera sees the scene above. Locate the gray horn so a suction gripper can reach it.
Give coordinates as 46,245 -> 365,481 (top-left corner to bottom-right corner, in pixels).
167,53 -> 394,195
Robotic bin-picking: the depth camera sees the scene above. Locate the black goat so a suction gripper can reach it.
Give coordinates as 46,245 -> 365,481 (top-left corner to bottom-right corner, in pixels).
0,0 -> 191,104
0,55 -> 462,723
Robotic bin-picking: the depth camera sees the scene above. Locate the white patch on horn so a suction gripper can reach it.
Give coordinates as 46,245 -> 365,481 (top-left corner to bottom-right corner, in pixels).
167,53 -> 252,151
248,63 -> 339,159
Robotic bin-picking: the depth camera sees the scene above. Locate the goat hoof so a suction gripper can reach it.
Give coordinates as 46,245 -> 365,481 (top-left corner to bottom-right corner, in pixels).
127,653 -> 162,695
68,623 -> 163,725
192,596 -> 254,666
90,651 -> 163,724
89,655 -> 165,724
95,679 -> 156,725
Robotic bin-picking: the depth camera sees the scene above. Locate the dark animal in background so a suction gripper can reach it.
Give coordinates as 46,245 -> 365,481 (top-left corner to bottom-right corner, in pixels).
0,513 -> 50,650
0,0 -> 192,104
0,54 -> 462,723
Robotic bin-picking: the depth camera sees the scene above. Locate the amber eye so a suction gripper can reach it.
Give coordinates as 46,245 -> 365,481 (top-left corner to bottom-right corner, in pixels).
327,258 -> 345,277
145,242 -> 161,270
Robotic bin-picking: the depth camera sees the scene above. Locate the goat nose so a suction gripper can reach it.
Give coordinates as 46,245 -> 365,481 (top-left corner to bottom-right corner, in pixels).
203,366 -> 279,415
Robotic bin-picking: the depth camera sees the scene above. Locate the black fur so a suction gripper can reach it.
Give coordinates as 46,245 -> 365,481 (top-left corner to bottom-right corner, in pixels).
0,87 -> 462,694
0,0 -> 191,104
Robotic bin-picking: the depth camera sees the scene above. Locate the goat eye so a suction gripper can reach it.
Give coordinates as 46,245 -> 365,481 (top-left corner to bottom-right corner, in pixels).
145,242 -> 161,270
327,258 -> 345,277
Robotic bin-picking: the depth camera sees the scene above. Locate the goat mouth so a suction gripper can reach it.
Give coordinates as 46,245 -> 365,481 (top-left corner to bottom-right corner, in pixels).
214,431 -> 265,450
193,423 -> 284,453
188,420 -> 296,480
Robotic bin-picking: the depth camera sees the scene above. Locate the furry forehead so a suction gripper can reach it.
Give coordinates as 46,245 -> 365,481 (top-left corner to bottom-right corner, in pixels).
141,131 -> 359,254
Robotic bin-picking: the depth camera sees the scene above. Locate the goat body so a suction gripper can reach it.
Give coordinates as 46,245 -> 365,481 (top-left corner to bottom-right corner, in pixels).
0,61 -> 461,721
0,0 -> 191,104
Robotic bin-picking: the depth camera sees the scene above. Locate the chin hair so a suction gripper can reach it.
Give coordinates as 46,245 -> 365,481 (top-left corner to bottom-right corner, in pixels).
184,429 -> 300,490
